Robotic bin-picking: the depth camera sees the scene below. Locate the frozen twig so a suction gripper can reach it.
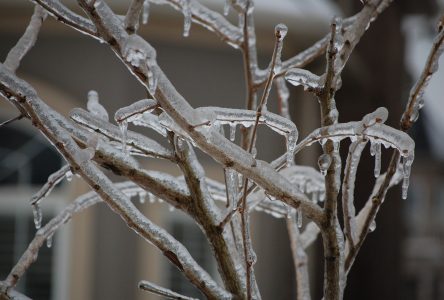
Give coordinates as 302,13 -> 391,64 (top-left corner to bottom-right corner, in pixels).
173,135 -> 247,297
0,114 -> 24,128
30,164 -> 71,206
4,5 -> 47,73
31,0 -> 97,38
150,0 -> 242,46
138,280 -> 198,300
401,18 -> 444,130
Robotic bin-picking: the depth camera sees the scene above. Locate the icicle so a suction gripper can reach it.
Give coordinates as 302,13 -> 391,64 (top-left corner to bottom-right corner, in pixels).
169,205 -> 175,212
182,0 -> 192,37
297,209 -> 303,228
371,142 -> 382,177
139,191 -> 147,204
251,146 -> 257,158
226,169 -> 238,205
65,170 -> 73,182
286,131 -> 297,167
148,193 -> 156,203
229,122 -> 236,142
119,120 -> 128,154
369,220 -> 376,232
223,0 -> 230,16
402,154 -> 414,199
142,0 -> 149,24
46,233 -> 54,248
286,205 -> 292,219
311,190 -> 318,203
147,59 -> 157,97
318,154 -> 332,176
32,203 -> 42,230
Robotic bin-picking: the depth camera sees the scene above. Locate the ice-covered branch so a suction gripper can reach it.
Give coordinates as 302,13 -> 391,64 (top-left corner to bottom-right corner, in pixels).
287,214 -> 311,300
31,0 -> 98,39
401,20 -> 444,130
138,280 -> 198,300
30,164 -> 71,206
73,0 -> 324,227
174,136 -> 248,297
0,65 -> 230,299
70,108 -> 173,160
341,140 -> 368,247
150,0 -> 242,46
0,282 -> 31,300
4,5 -> 47,73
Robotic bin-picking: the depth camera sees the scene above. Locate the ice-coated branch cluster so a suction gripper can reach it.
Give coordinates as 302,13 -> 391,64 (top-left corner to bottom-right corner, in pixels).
1,0 -> 441,299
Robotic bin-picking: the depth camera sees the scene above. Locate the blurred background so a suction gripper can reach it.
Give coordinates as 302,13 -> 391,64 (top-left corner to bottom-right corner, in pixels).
0,0 -> 443,299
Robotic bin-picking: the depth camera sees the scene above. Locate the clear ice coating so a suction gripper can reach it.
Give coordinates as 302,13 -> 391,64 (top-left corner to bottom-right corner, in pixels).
87,90 -> 109,121
32,203 -> 42,230
182,0 -> 192,37
370,141 -> 382,177
114,99 -> 157,123
142,0 -> 150,24
318,153 -> 332,176
46,232 -> 54,248
284,68 -> 322,91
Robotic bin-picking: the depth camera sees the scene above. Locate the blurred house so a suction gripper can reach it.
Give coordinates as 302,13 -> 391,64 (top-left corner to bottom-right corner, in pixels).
0,1 -> 442,300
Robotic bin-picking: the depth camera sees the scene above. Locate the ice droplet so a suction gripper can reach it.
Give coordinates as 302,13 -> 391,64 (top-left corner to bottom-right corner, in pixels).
369,220 -> 376,232
142,0 -> 149,24
275,23 -> 288,41
46,233 -> 54,248
318,154 -> 332,176
32,203 -> 42,230
65,170 -> 73,182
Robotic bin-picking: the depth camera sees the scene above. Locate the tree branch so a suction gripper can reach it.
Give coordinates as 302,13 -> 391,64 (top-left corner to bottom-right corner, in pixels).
4,5 -> 47,73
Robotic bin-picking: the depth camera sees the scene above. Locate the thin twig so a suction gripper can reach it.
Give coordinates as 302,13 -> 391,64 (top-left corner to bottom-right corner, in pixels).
0,114 -> 24,127
139,280 -> 198,300
30,164 -> 71,206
